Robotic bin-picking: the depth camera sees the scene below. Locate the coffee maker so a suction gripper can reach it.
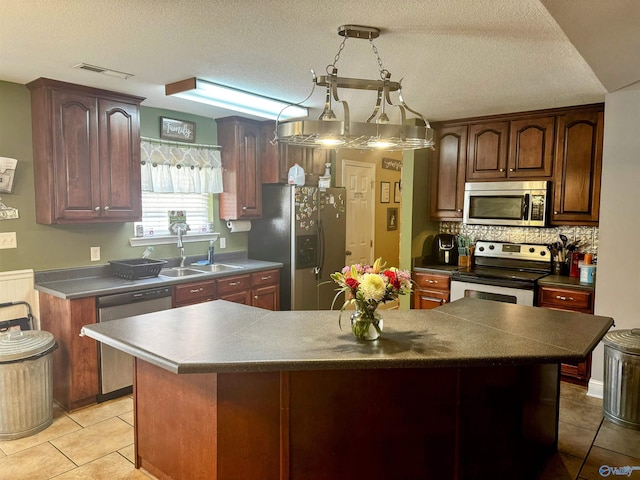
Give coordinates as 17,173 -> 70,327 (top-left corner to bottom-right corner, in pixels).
431,233 -> 459,265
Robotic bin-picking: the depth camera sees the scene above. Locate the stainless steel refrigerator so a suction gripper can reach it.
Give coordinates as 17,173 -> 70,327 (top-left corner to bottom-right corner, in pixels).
248,184 -> 346,311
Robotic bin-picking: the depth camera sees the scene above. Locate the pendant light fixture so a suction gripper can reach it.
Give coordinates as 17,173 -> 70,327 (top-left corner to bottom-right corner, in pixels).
276,25 -> 435,151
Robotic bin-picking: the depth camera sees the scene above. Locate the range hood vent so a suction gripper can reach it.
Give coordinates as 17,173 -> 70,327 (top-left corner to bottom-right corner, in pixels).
73,63 -> 133,79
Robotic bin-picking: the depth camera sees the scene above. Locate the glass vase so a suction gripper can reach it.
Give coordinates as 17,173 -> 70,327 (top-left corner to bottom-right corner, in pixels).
350,308 -> 383,341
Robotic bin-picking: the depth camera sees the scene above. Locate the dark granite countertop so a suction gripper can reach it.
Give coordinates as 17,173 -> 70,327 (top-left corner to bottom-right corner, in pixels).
35,257 -> 282,300
80,297 -> 613,375
538,274 -> 596,291
412,256 -> 459,274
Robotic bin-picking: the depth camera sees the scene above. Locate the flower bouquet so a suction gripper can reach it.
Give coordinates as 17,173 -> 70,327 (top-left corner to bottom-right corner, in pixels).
330,258 -> 412,341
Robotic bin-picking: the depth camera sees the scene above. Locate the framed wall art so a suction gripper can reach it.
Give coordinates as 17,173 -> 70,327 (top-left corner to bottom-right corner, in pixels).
380,181 -> 390,203
160,117 -> 196,143
386,208 -> 398,231
394,181 -> 401,203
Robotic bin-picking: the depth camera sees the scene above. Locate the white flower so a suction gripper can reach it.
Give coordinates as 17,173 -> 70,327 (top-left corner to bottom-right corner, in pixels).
359,274 -> 385,302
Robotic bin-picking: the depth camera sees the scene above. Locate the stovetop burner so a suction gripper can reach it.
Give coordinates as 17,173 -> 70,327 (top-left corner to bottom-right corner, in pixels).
452,240 -> 551,288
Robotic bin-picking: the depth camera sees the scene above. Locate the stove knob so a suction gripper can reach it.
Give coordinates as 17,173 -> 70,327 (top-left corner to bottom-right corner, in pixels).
529,247 -> 535,253
489,245 -> 495,250
478,246 -> 485,252
540,250 -> 546,256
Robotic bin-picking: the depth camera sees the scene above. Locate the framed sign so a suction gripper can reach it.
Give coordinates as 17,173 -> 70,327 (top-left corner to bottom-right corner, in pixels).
394,182 -> 401,203
380,181 -> 390,203
160,117 -> 196,143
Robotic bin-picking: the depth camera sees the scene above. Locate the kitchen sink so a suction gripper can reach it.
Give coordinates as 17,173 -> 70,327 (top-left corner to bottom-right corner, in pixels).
191,263 -> 243,273
159,267 -> 204,278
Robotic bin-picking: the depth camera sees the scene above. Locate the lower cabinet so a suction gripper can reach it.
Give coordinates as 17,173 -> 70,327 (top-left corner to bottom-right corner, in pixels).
251,269 -> 280,311
180,268 -> 281,311
38,294 -> 99,412
537,285 -> 595,385
412,272 -> 451,309
173,279 -> 217,308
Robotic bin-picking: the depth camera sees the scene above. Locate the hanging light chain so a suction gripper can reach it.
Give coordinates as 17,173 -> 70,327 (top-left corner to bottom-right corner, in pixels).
327,35 -> 348,74
370,39 -> 390,80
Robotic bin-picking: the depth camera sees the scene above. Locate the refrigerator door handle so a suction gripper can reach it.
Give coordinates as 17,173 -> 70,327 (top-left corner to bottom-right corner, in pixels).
317,219 -> 325,278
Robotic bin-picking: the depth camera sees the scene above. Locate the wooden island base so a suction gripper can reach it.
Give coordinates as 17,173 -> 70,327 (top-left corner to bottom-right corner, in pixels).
134,360 -> 559,480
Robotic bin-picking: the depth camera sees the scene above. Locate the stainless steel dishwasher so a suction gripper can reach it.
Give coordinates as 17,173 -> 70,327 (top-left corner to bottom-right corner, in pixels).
96,286 -> 172,401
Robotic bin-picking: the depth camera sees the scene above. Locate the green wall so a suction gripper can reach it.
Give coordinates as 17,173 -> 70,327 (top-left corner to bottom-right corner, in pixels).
0,81 -> 246,273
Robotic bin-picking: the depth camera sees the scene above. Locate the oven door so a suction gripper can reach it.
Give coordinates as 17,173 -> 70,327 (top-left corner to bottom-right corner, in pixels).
450,280 -> 534,306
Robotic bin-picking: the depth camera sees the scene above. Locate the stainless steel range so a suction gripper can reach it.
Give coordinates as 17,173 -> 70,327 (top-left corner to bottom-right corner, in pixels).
450,240 -> 552,306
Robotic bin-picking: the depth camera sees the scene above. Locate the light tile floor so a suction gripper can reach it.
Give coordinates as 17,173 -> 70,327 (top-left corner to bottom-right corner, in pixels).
540,382 -> 640,479
1,383 -> 639,479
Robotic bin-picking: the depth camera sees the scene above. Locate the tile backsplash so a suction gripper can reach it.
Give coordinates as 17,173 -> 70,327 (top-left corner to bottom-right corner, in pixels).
440,222 -> 599,258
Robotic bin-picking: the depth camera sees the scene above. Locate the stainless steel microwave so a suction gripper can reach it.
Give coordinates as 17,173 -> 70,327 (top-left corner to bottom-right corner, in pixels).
463,181 -> 550,227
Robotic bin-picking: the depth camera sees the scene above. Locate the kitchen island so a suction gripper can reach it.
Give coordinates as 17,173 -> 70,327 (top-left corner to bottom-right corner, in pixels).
80,298 -> 613,480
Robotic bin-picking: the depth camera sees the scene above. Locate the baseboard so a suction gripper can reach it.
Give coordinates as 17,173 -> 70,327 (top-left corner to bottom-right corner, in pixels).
587,379 -> 604,399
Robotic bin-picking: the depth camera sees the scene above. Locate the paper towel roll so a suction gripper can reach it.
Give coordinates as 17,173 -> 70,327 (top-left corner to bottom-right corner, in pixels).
226,220 -> 252,233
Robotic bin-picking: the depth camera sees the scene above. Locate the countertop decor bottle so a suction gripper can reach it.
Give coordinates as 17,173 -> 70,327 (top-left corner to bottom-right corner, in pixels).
207,240 -> 215,265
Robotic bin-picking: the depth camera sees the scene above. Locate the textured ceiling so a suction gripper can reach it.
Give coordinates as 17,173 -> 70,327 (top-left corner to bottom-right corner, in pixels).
0,0 -> 635,123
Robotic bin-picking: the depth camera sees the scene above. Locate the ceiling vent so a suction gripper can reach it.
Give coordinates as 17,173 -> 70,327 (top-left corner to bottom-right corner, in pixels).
73,63 -> 133,79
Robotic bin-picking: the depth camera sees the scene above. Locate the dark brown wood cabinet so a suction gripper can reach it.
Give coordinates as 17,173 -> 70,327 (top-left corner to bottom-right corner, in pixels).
507,115 -> 555,179
466,121 -> 509,180
216,117 -> 263,220
173,279 -> 217,308
216,273 -> 253,305
27,78 -> 144,224
551,107 -> 604,226
538,285 -> 595,385
38,294 -> 99,411
412,272 -> 451,309
251,269 -> 280,311
429,125 -> 467,221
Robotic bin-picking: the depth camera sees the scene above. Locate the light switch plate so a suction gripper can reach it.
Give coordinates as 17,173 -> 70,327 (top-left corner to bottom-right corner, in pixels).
0,232 -> 17,249
90,246 -> 101,261
219,237 -> 226,249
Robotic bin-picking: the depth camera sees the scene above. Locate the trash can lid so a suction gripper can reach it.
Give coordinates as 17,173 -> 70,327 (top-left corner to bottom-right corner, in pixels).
0,330 -> 56,363
603,329 -> 640,355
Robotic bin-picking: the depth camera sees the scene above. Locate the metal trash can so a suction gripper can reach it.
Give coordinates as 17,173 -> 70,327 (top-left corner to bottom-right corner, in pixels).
0,330 -> 57,440
603,329 -> 640,430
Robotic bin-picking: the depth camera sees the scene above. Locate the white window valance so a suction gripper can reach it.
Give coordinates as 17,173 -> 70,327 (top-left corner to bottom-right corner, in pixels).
140,139 -> 223,194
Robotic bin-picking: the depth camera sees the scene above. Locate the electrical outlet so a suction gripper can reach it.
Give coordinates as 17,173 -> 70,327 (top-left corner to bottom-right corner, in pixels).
90,246 -> 101,261
219,238 -> 226,249
0,232 -> 17,249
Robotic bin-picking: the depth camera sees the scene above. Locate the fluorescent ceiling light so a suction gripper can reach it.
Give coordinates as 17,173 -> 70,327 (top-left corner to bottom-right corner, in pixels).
166,78 -> 308,121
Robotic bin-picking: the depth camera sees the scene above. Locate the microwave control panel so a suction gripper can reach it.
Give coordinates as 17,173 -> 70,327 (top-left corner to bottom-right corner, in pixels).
530,194 -> 545,221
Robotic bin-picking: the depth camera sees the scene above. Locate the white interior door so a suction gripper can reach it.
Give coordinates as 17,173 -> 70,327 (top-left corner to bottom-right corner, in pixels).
342,160 -> 375,266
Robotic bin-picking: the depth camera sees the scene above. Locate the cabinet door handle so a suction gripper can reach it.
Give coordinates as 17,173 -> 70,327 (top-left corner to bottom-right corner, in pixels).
242,206 -> 247,210
499,168 -> 505,172
554,211 -> 559,214
104,206 -> 110,211
426,280 -> 438,284
421,296 -> 443,303
228,281 -> 240,286
261,276 -> 272,280
254,295 -> 259,300
94,206 -> 100,211
555,295 -> 574,301
190,288 -> 204,293
456,209 -> 462,212
509,168 -> 514,172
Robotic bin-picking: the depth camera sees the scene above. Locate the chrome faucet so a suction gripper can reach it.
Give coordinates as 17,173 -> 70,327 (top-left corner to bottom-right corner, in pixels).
176,226 -> 186,267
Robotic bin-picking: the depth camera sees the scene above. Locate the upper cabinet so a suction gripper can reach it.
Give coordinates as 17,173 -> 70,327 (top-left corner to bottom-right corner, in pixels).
429,125 -> 467,221
507,116 -> 555,179
216,116 -> 263,220
551,107 -> 603,226
466,117 -> 554,181
466,121 -> 509,180
429,104 -> 604,225
27,78 -> 144,224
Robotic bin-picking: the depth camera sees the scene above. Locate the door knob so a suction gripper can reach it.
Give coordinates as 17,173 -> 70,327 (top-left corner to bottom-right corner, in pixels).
345,250 -> 352,256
